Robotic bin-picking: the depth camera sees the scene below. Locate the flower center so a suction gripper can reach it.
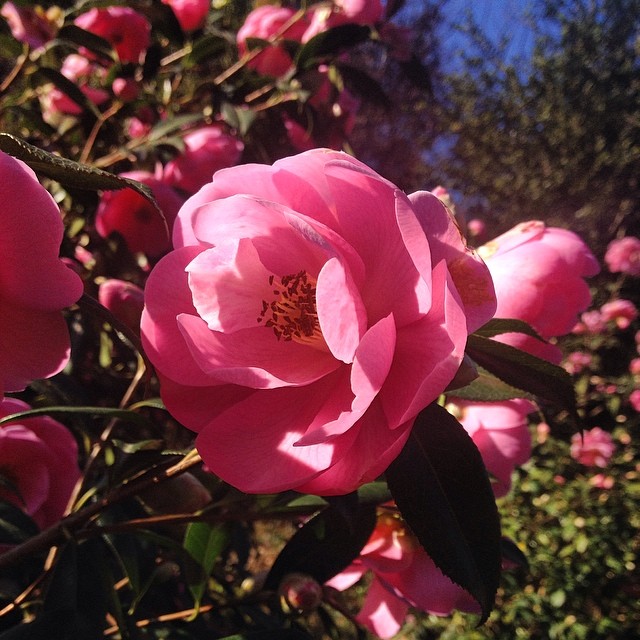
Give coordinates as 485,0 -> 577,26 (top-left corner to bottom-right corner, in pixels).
257,270 -> 323,345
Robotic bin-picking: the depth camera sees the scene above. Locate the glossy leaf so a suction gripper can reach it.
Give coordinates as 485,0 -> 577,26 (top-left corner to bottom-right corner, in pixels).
473,317 -> 545,340
466,333 -> 578,421
0,134 -> 161,210
386,402 -> 501,621
447,365 -> 536,402
184,521 -> 230,610
264,496 -> 376,590
295,24 -> 371,70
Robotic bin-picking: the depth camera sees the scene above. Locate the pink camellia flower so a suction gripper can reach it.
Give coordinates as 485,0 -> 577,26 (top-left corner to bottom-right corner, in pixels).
327,510 -> 480,638
98,279 -> 145,332
629,389 -> 640,412
448,399 -> 535,497
141,148 -> 496,495
303,0 -> 383,41
237,5 -> 309,77
570,427 -> 615,468
599,298 -> 638,329
479,221 -> 599,362
162,0 -> 209,32
75,7 -> 151,64
0,152 -> 83,395
163,126 -> 244,195
0,397 -> 80,530
95,171 -> 185,258
629,358 -> 640,376
1,2 -> 56,48
604,236 -> 640,277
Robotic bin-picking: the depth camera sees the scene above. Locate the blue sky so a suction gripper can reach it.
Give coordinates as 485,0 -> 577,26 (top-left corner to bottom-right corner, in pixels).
434,0 -> 539,71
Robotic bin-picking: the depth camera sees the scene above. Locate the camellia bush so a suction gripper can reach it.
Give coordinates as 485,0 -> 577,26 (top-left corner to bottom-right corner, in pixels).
0,1 -> 636,639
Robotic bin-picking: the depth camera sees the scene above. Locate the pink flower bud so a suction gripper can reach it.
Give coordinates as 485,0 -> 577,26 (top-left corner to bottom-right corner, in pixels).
162,0 -> 210,32
98,279 -> 145,332
279,573 -> 324,613
604,236 -> 640,277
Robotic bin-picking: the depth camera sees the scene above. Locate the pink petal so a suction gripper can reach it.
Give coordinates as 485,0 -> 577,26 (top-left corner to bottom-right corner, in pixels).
177,313 -> 339,388
295,314 -> 396,445
356,576 -> 408,639
380,262 -> 468,427
316,256 -> 367,363
407,191 -> 496,332
0,300 -> 72,393
324,165 -> 429,327
141,246 -> 216,386
186,239 -> 276,332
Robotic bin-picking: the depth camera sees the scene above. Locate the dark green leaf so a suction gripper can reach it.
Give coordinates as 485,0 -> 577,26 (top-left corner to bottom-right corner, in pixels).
335,63 -> 391,107
0,134 -> 162,213
473,318 -> 545,340
219,631 -> 312,640
265,498 -> 376,590
0,405 -> 151,428
447,365 -> 535,402
295,24 -> 371,70
187,34 -> 228,66
386,402 -> 501,621
32,67 -> 101,118
0,502 -> 38,545
56,24 -> 114,61
466,333 -> 578,421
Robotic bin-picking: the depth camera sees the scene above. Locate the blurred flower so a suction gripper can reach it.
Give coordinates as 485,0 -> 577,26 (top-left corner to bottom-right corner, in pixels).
599,299 -> 638,329
629,357 -> 640,376
163,125 -> 244,195
629,389 -> 640,412
327,511 -> 480,638
479,221 -> 599,362
570,427 -> 615,468
0,152 -> 83,395
112,77 -> 139,102
466,218 -> 486,239
141,149 -> 496,495
604,236 -> 640,277
0,2 -> 57,48
573,309 -> 607,335
536,421 -> 550,444
162,0 -> 210,32
283,115 -> 316,152
98,279 -> 145,333
0,397 -> 80,530
95,171 -> 185,257
237,5 -> 308,77
564,351 -> 593,375
75,7 -> 151,64
589,473 -> 614,489
449,399 -> 535,497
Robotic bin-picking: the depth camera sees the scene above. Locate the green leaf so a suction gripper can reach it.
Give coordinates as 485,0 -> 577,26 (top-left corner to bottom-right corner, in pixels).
187,34 -> 228,66
0,405 -> 151,427
295,24 -> 371,70
264,496 -> 376,590
386,402 -> 501,622
447,365 -> 536,402
184,522 -> 230,610
0,502 -> 38,545
335,63 -> 391,107
0,134 -> 162,212
32,67 -> 101,118
466,333 -> 578,421
473,318 -> 545,340
56,24 -> 114,61
219,631 -> 312,640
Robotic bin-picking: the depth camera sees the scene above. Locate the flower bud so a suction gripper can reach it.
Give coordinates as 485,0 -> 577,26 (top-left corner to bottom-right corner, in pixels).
278,573 -> 323,613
